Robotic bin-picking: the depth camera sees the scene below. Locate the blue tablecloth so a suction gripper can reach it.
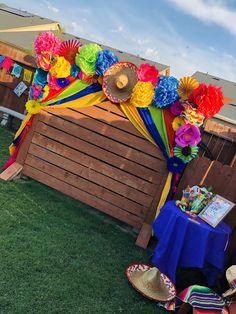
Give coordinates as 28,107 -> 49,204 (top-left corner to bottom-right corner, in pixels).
152,200 -> 231,286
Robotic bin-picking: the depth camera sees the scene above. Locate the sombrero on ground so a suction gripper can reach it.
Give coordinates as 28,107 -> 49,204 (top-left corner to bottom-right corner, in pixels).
222,265 -> 236,299
125,263 -> 176,302
102,61 -> 138,103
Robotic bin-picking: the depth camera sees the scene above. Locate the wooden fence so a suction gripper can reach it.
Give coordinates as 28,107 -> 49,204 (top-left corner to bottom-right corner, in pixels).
200,120 -> 236,166
5,101 -> 169,248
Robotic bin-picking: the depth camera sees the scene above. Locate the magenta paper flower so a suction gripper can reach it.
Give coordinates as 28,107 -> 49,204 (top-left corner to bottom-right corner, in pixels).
137,63 -> 159,85
175,123 -> 201,147
170,100 -> 184,116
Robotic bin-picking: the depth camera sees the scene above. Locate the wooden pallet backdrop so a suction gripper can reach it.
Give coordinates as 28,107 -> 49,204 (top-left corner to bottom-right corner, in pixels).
11,101 -> 169,248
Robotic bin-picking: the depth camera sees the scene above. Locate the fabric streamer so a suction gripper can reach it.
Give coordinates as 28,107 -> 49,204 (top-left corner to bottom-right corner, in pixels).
137,107 -> 169,160
46,83 -> 102,106
120,103 -> 156,146
120,103 -> 173,221
163,109 -> 175,155
148,106 -> 170,156
42,78 -> 89,105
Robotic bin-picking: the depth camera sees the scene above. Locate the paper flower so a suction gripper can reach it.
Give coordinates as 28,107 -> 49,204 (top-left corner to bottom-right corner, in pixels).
172,116 -> 185,131
36,52 -> 56,71
167,156 -> 185,173
29,83 -> 43,100
75,43 -> 102,76
174,145 -> 199,163
56,77 -> 70,88
33,68 -> 48,86
70,64 -> 80,78
188,83 -> 224,118
78,71 -> 98,84
34,31 -> 61,56
152,76 -> 179,108
170,100 -> 184,116
181,103 -> 204,127
178,76 -> 199,100
130,81 -> 154,107
95,50 -> 118,76
137,63 -> 159,85
47,75 -> 61,91
49,56 -> 71,78
175,123 -> 201,147
25,100 -> 41,114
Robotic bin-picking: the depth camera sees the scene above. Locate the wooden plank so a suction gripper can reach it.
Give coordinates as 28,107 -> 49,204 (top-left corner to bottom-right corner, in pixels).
44,102 -> 142,139
202,162 -> 234,198
35,121 -> 162,183
204,120 -> 236,143
42,108 -> 164,160
31,133 -> 159,195
95,101 -> 127,118
22,164 -> 143,229
25,154 -> 151,211
0,162 -> 22,181
27,144 -> 153,209
135,173 -> 168,248
38,113 -> 162,171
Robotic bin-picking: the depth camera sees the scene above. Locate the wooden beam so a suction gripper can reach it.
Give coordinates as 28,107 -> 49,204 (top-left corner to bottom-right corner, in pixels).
0,162 -> 22,181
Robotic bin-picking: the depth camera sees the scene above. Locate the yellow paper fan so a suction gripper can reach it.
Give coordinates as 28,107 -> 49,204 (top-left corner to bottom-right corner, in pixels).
178,76 -> 199,100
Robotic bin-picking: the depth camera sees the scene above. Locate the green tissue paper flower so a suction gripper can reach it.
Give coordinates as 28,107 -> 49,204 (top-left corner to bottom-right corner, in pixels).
75,43 -> 102,76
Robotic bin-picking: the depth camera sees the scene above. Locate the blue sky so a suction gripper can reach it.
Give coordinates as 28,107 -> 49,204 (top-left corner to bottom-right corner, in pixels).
3,0 -> 236,81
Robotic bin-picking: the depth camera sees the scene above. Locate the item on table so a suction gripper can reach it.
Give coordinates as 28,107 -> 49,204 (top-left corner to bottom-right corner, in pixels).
176,185 -> 213,214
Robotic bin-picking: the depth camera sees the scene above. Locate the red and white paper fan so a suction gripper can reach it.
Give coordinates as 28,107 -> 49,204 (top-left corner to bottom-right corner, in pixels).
58,39 -> 82,64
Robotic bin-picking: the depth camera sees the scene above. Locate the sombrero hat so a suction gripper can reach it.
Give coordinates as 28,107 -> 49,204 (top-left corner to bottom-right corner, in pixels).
102,61 -> 138,103
222,265 -> 236,299
125,263 -> 176,302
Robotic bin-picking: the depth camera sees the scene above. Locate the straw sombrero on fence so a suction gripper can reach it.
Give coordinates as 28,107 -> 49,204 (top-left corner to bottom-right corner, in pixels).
102,61 -> 138,103
222,265 -> 236,299
125,263 -> 176,302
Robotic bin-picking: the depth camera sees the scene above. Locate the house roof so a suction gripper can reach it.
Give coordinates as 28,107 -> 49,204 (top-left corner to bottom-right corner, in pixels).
0,3 -> 169,73
192,71 -> 236,126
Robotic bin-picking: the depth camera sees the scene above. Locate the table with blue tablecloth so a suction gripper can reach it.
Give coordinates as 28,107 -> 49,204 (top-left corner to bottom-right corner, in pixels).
152,200 -> 231,286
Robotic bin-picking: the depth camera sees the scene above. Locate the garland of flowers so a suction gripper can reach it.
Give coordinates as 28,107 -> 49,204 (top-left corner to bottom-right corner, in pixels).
23,31 -> 225,174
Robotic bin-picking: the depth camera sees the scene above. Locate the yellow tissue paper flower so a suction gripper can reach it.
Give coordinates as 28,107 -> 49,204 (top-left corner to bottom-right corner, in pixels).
178,76 -> 199,100
49,56 -> 71,78
130,81 -> 154,107
25,100 -> 41,114
172,116 -> 185,131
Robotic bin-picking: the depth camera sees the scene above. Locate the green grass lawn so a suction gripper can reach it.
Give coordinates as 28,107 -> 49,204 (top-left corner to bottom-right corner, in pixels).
0,126 -> 168,314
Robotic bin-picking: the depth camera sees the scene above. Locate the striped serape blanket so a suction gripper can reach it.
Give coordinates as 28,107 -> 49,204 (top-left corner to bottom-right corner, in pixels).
178,285 -> 226,312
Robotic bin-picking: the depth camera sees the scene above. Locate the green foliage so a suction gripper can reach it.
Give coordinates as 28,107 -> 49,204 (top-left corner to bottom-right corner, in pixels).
0,127 -> 167,313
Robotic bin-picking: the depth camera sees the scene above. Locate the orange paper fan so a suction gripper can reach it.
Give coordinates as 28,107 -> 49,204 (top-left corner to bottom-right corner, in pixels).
58,39 -> 82,64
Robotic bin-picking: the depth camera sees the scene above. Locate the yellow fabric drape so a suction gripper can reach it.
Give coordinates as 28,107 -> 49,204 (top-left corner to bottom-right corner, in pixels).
154,172 -> 173,219
120,103 -> 156,146
120,103 -> 172,220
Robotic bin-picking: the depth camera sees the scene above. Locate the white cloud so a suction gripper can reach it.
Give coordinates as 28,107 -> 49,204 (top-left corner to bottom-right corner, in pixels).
70,21 -> 84,34
111,26 -> 124,33
167,0 -> 236,36
43,0 -> 59,13
143,47 -> 160,61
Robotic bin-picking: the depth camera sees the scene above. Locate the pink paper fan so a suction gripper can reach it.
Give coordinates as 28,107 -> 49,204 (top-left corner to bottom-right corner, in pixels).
58,39 -> 82,64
